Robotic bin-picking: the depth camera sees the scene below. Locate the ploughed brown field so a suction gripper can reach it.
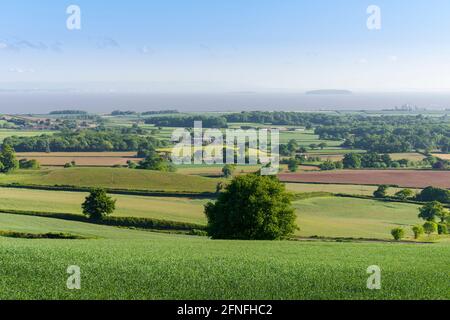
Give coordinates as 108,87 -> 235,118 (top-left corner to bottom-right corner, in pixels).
279,170 -> 450,189
17,152 -> 142,167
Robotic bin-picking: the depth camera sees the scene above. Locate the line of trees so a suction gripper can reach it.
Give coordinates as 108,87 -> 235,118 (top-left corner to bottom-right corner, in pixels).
0,144 -> 19,173
145,116 -> 228,128
3,129 -> 165,152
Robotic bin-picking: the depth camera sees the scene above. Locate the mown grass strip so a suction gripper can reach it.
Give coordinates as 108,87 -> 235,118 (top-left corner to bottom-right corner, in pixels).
0,209 -> 206,232
291,192 -> 334,200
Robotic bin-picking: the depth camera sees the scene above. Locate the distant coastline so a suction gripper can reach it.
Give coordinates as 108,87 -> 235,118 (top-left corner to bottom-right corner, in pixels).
306,90 -> 353,95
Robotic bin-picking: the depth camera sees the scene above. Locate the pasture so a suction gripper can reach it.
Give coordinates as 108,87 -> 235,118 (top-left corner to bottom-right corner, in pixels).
0,188 -> 208,224
0,213 -> 448,300
0,167 -> 219,193
0,187 -> 429,240
294,197 -> 422,239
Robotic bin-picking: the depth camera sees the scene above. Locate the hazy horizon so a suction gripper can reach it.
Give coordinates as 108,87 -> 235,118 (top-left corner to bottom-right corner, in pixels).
2,1 -> 450,97
2,91 -> 450,114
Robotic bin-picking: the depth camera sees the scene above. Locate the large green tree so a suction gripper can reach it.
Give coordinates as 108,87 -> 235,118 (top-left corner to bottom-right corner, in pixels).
82,188 -> 116,220
204,174 -> 298,240
343,153 -> 362,169
418,201 -> 448,222
137,152 -> 176,172
0,144 -> 19,173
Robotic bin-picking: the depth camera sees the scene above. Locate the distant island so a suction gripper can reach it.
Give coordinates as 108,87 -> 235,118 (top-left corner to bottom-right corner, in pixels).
306,90 -> 352,95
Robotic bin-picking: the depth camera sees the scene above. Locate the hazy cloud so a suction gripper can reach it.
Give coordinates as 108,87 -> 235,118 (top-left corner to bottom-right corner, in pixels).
0,38 -> 63,53
94,37 -> 120,49
138,45 -> 155,55
9,67 -> 35,73
388,55 -> 399,62
358,58 -> 368,64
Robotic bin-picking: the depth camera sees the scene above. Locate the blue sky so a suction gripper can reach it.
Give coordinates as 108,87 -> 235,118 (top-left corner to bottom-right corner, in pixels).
1,0 -> 450,92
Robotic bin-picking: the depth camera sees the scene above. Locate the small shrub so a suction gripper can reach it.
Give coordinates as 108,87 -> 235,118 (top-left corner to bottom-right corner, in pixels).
19,159 -> 40,169
423,221 -> 438,235
412,225 -> 424,239
395,189 -> 414,201
391,228 -> 405,241
374,185 -> 389,198
188,229 -> 209,237
437,223 -> 448,235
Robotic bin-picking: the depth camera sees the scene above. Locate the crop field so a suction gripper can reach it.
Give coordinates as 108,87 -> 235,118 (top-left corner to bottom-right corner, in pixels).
293,197 -> 422,239
16,152 -> 141,167
389,153 -> 426,161
16,152 -> 138,158
279,170 -> 450,188
0,130 -> 55,142
285,183 -> 421,196
0,188 -> 208,224
278,131 -> 342,147
18,156 -> 141,167
176,164 -> 262,176
306,148 -> 366,155
176,164 -> 318,176
0,168 -> 219,193
432,153 -> 450,160
0,213 -> 448,300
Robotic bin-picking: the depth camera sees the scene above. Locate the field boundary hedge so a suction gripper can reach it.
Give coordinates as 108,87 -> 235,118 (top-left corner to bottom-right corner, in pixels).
281,180 -> 450,190
0,183 -> 216,199
335,193 -> 450,208
0,209 -> 207,231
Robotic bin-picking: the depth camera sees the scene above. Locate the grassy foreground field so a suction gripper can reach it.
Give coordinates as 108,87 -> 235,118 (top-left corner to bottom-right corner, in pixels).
0,213 -> 448,300
0,168 -> 219,193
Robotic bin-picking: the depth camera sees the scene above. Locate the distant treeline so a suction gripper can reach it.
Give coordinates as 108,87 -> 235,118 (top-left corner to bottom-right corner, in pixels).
49,110 -> 88,115
141,111 -> 450,154
145,115 -> 228,128
110,110 -> 179,116
315,116 -> 450,153
4,129 -> 164,152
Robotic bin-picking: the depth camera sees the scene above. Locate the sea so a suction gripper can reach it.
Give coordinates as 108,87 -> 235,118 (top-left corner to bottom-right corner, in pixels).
1,92 -> 450,114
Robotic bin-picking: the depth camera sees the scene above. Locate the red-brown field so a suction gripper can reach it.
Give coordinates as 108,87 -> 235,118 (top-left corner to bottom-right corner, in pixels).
279,170 -> 450,188
17,152 -> 142,167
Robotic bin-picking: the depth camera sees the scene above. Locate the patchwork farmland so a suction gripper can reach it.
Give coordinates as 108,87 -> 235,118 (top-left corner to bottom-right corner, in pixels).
1,110 -> 449,301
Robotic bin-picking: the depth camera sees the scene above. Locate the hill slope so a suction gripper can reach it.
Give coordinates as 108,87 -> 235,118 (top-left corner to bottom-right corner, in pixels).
0,167 -> 220,193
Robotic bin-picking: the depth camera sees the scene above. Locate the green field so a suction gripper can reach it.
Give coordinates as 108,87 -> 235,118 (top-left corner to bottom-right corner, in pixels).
0,213 -> 448,300
0,130 -> 55,142
0,168 -> 219,193
294,197 -> 422,239
278,131 -> 342,147
0,187 -> 427,240
0,188 -> 208,224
